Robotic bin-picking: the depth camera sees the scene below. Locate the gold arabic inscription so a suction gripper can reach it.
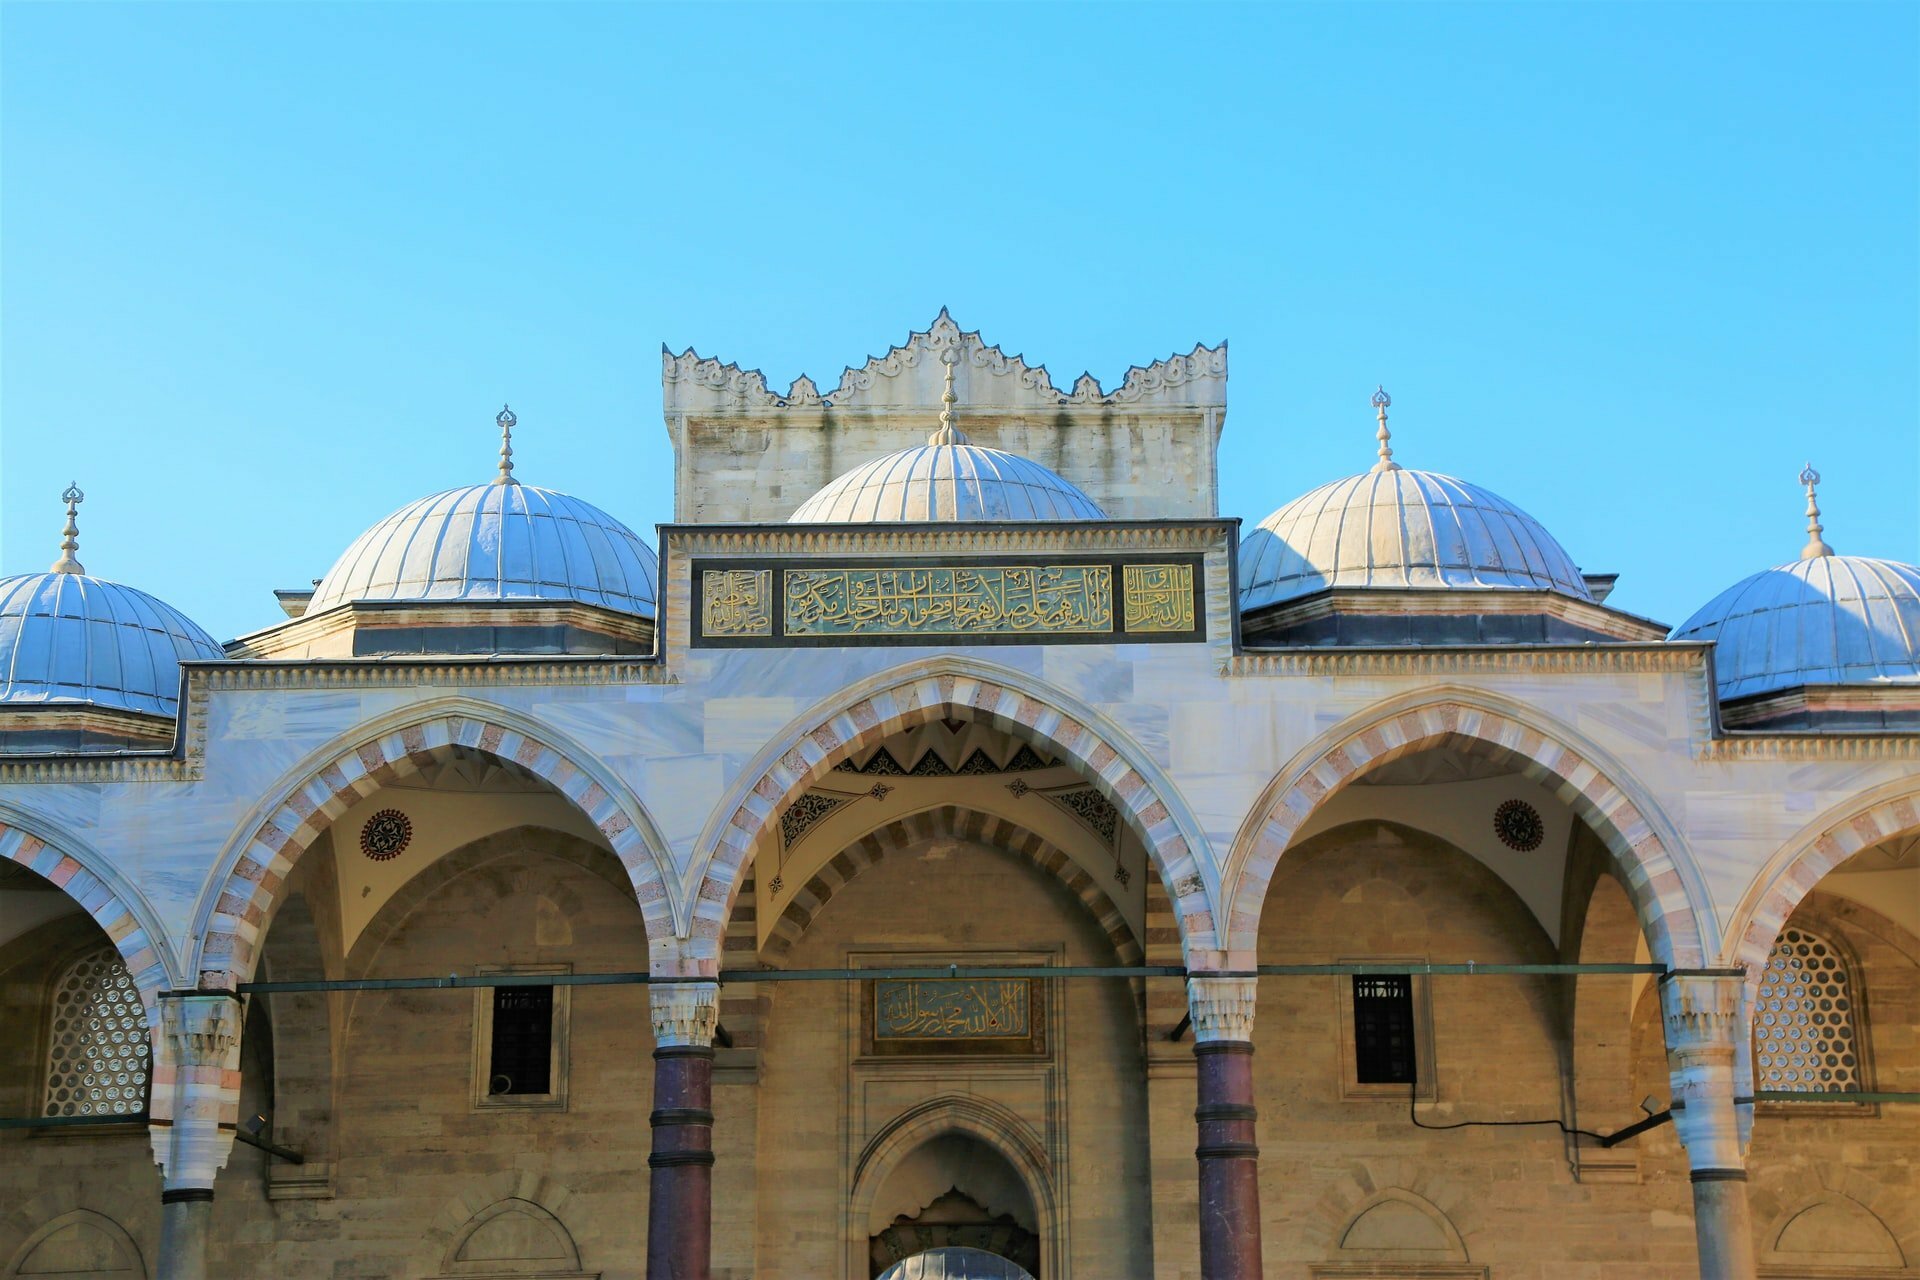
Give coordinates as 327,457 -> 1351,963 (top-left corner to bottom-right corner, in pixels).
1122,563 -> 1195,633
785,566 -> 1113,637
873,979 -> 1031,1040
702,569 -> 773,638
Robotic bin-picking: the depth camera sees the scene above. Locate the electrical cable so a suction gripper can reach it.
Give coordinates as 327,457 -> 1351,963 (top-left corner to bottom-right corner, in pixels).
1407,1077 -> 1609,1143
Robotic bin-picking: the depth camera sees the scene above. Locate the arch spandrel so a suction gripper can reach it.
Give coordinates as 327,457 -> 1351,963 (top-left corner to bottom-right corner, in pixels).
190,697 -> 675,989
1221,689 -> 1711,969
680,656 -> 1220,976
0,807 -> 180,1013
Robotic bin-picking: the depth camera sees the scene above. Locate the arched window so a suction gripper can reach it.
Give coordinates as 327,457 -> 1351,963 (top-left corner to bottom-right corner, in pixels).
42,946 -> 150,1117
1753,926 -> 1863,1094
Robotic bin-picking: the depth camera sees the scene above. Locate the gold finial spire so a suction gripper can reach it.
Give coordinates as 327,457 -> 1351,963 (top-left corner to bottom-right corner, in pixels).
1370,386 -> 1399,472
50,482 -> 85,575
494,404 -> 518,485
928,343 -> 970,446
1798,463 -> 1833,559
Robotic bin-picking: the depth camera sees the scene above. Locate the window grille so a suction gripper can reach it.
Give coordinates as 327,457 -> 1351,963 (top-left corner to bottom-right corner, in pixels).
1754,926 -> 1862,1093
1352,974 -> 1416,1084
487,986 -> 554,1096
43,946 -> 149,1117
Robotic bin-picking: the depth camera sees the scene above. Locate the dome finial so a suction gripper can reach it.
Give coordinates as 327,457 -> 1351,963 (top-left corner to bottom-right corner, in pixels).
929,343 -> 970,446
50,482 -> 85,575
494,404 -> 518,485
1370,386 -> 1399,472
1798,462 -> 1833,559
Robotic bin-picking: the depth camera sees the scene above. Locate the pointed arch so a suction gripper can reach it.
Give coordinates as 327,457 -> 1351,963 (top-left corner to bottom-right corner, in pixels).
763,805 -> 1142,964
1222,690 -> 1709,968
3,1208 -> 146,1279
1336,1187 -> 1471,1260
191,698 -> 673,990
1728,780 -> 1920,980
849,1095 -> 1060,1280
684,656 -> 1216,974
0,806 -> 179,1014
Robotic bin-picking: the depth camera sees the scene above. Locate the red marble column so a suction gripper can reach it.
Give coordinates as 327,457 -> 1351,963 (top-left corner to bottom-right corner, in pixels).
1195,1040 -> 1262,1280
646,1044 -> 714,1280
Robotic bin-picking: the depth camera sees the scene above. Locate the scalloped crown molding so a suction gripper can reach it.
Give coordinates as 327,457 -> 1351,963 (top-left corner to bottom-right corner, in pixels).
662,308 -> 1227,414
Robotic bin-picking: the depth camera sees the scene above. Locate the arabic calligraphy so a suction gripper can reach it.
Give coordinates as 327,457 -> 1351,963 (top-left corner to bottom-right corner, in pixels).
702,569 -> 772,637
785,566 -> 1113,637
1122,563 -> 1195,633
873,979 -> 1031,1040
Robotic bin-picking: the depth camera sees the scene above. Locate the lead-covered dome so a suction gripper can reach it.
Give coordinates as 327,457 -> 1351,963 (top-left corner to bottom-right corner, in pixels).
1239,468 -> 1590,611
1672,470 -> 1920,702
1674,556 -> 1920,700
310,481 -> 659,618
0,487 -> 223,719
791,441 -> 1105,523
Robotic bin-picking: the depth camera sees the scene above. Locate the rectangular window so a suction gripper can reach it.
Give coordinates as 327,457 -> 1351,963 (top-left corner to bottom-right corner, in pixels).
1352,974 -> 1416,1084
471,965 -> 568,1111
488,986 -> 553,1096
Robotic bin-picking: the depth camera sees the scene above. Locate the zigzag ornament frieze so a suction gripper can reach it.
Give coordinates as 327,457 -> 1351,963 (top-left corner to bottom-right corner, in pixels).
662,308 -> 1225,413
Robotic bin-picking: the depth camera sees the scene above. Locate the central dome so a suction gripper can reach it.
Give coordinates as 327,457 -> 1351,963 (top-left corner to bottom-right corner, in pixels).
310,481 -> 660,617
790,438 -> 1106,523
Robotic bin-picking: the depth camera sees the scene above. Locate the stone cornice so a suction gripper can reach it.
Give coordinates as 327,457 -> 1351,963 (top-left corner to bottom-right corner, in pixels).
1224,642 -> 1708,678
1241,586 -> 1670,643
229,599 -> 656,660
184,656 -> 676,692
662,309 -> 1226,414
663,519 -> 1237,559
1697,732 -> 1920,761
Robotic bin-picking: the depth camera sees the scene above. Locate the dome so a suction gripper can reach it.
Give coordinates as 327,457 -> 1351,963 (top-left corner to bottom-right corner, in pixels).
875,1248 -> 1035,1280
1672,556 -> 1920,701
1238,467 -> 1592,612
310,481 -> 660,618
0,572 -> 224,719
790,433 -> 1105,524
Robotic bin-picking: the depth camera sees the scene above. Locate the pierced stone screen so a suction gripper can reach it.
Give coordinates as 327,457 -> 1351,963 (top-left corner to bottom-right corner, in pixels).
44,946 -> 149,1117
1755,927 -> 1861,1093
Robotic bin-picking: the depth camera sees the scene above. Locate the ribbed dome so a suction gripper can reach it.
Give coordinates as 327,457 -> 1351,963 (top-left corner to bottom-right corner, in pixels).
0,572 -> 224,718
1238,467 -> 1592,611
790,442 -> 1106,523
310,483 -> 659,617
1672,556 -> 1920,701
876,1248 -> 1035,1280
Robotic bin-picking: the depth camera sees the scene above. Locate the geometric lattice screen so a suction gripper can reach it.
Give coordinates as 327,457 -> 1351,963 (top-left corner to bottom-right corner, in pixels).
1753,926 -> 1862,1094
43,946 -> 150,1117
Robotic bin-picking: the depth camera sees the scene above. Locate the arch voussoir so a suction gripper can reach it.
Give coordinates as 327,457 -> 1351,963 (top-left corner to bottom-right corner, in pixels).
196,710 -> 669,989
1224,697 -> 1706,969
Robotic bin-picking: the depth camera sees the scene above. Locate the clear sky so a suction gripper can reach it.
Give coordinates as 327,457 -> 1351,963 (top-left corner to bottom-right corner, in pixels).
3,2 -> 1915,643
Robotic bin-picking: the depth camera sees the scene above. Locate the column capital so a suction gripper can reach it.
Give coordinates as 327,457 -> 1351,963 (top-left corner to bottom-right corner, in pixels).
650,981 -> 719,1049
1186,974 -> 1257,1044
160,993 -> 245,1068
152,992 -> 245,1193
1659,971 -> 1744,1054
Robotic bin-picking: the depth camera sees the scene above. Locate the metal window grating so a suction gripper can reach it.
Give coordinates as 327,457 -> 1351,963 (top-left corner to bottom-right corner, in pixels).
43,946 -> 149,1117
1755,927 -> 1861,1093
488,985 -> 553,1095
1353,974 -> 1416,1085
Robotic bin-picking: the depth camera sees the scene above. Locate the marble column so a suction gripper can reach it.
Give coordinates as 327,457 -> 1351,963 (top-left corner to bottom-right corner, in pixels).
1188,974 -> 1261,1280
152,994 -> 243,1280
647,981 -> 718,1280
1660,971 -> 1758,1280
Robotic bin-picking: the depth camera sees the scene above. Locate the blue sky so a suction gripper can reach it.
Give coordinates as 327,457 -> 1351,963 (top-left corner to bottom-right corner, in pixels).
4,2 -> 1915,642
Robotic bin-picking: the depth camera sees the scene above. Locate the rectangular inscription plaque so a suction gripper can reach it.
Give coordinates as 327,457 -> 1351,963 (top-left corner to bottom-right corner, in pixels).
692,555 -> 1205,649
862,976 -> 1047,1058
787,566 -> 1112,638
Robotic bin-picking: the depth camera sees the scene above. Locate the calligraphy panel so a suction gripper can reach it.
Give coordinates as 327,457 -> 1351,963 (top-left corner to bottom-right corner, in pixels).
1122,563 -> 1195,633
702,569 -> 773,638
690,554 -> 1205,648
863,977 -> 1047,1058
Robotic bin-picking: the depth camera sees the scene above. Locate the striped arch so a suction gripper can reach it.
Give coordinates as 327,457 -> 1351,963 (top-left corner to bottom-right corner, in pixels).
1223,694 -> 1709,969
194,705 -> 672,989
0,814 -> 176,1016
762,806 -> 1142,964
686,658 -> 1217,974
1728,785 -> 1920,983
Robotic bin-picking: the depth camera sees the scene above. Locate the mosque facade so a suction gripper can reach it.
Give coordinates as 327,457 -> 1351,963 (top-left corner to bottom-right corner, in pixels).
0,311 -> 1915,1280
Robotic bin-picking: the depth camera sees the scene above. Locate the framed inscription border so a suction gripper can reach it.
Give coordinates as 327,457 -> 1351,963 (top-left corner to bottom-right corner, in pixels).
691,553 -> 1206,649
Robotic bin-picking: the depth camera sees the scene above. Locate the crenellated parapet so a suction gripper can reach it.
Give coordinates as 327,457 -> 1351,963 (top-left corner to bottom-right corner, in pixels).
660,309 -> 1229,522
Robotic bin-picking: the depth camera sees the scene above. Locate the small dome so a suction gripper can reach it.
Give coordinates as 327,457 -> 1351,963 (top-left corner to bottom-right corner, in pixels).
310,482 -> 660,617
876,1248 -> 1035,1280
1672,555 -> 1920,701
790,442 -> 1105,523
1238,467 -> 1591,611
0,572 -> 224,718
